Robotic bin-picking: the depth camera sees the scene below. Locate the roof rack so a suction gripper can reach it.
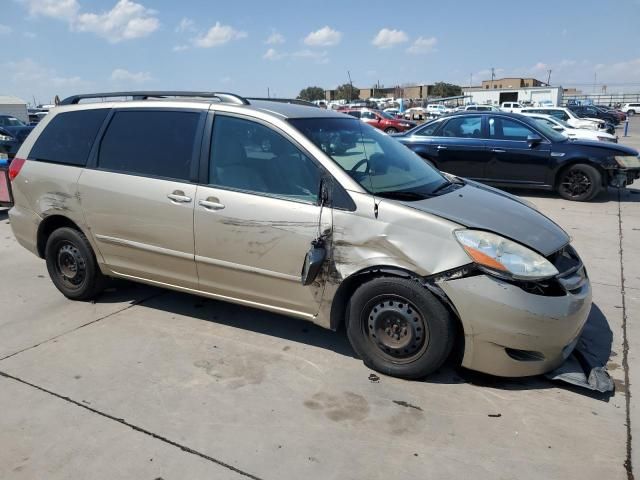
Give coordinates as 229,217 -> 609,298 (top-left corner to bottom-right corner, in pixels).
59,91 -> 250,106
247,98 -> 319,108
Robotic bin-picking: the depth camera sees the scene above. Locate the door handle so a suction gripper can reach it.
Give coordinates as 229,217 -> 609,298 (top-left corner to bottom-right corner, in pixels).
199,198 -> 225,210
167,191 -> 192,203
491,148 -> 506,153
436,145 -> 448,150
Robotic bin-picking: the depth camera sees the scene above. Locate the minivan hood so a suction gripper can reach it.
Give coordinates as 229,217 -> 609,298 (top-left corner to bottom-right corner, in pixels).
399,182 -> 570,256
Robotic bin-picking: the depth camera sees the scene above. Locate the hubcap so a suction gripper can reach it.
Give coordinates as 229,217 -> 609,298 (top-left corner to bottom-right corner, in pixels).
364,296 -> 428,361
56,243 -> 86,287
561,170 -> 591,197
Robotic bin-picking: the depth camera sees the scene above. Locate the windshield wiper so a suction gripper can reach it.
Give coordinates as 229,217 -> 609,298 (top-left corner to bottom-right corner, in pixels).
431,180 -> 454,194
376,191 -> 430,201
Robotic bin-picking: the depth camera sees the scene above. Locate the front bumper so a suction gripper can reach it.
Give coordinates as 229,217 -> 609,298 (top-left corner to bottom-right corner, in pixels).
438,270 -> 592,377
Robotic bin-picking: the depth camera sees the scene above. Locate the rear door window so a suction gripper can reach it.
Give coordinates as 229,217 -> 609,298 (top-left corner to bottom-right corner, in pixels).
441,116 -> 483,138
97,110 -> 201,181
29,109 -> 109,166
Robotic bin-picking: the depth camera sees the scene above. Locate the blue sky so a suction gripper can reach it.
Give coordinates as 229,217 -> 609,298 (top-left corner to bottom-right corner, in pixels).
1,0 -> 639,104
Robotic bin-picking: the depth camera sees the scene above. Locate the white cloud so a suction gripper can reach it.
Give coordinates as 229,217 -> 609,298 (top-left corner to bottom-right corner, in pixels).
304,26 -> 342,47
175,17 -> 195,33
110,68 -> 153,83
265,31 -> 285,44
0,24 -> 12,35
172,44 -> 189,52
263,48 -> 285,60
19,0 -> 79,20
372,28 -> 408,48
407,36 -> 437,54
193,21 -> 247,48
3,58 -> 88,91
292,49 -> 329,64
23,31 -> 37,38
262,48 -> 329,63
74,0 -> 159,43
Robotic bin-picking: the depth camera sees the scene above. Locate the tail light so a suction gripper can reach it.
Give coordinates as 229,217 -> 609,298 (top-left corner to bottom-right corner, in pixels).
8,157 -> 26,181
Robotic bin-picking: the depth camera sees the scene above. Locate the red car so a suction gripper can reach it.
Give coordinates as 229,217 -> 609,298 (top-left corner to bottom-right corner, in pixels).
341,108 -> 417,133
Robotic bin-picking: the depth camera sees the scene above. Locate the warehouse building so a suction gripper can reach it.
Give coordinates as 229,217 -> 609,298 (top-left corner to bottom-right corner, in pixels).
462,84 -> 563,106
0,96 -> 29,123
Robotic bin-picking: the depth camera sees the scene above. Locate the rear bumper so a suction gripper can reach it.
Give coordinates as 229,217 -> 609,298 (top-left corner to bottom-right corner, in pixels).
439,272 -> 592,377
608,168 -> 640,188
8,204 -> 41,256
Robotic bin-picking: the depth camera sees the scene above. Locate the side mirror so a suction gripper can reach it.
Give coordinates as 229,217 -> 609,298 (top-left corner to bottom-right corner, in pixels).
527,134 -> 543,147
301,239 -> 327,286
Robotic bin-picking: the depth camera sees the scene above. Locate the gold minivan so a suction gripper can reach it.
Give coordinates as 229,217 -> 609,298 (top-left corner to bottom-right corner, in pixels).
8,92 -> 592,379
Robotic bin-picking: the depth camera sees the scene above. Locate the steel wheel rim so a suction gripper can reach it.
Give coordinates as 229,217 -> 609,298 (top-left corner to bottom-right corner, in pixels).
55,242 -> 86,289
561,170 -> 592,197
362,295 -> 429,364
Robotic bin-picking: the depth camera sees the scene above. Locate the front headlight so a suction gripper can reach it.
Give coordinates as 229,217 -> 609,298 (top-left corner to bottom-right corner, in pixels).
0,134 -> 14,142
597,136 -> 615,142
454,230 -> 559,280
615,156 -> 640,168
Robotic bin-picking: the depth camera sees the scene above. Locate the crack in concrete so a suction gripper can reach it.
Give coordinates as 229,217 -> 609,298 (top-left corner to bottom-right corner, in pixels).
0,370 -> 264,480
618,188 -> 633,480
0,290 -> 166,363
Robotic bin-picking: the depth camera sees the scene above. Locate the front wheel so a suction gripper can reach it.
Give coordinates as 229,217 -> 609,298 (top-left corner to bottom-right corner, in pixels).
346,277 -> 455,379
557,164 -> 602,201
628,110 -> 636,116
384,127 -> 398,134
45,227 -> 106,300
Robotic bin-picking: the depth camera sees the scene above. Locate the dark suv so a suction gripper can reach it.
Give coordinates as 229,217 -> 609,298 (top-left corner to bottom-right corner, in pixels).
569,105 -> 620,126
395,111 -> 639,201
0,115 -> 35,159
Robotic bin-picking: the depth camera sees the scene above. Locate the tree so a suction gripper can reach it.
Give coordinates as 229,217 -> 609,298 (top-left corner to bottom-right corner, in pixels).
334,83 -> 360,101
432,82 -> 462,98
298,86 -> 326,102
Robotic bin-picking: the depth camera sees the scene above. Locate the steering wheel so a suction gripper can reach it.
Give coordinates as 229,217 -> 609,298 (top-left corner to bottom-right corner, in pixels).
351,158 -> 370,174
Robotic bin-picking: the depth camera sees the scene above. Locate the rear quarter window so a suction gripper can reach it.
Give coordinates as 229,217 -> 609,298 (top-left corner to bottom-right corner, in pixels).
29,109 -> 109,166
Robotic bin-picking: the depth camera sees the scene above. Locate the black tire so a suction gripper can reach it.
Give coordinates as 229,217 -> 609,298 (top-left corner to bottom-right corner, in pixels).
45,227 -> 106,300
628,110 -> 636,116
346,277 -> 455,379
384,127 -> 398,134
557,163 -> 602,201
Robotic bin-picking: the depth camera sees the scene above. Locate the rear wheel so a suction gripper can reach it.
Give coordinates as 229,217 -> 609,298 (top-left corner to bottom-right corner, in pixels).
384,127 -> 398,134
45,227 -> 106,300
346,277 -> 455,379
557,163 -> 602,201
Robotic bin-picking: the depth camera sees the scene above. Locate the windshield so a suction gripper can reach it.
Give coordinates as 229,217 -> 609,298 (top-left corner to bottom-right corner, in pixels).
521,116 -> 567,142
289,117 -> 449,199
2,117 -> 25,127
379,111 -> 397,120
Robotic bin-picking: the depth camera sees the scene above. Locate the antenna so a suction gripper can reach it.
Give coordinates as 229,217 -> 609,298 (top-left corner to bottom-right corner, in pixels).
546,69 -> 552,85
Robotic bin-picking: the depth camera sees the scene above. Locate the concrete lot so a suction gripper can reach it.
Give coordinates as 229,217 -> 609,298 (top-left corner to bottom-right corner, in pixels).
0,118 -> 639,479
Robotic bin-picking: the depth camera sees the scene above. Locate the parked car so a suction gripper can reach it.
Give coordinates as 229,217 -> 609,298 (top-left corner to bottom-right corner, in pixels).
464,105 -> 501,111
500,102 -> 524,113
426,104 -> 450,116
595,105 -> 626,122
394,111 -> 639,201
342,108 -> 416,133
570,105 -> 620,126
8,90 -> 595,380
520,107 -> 613,134
621,103 -> 640,115
0,115 -> 35,159
522,113 -> 617,143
